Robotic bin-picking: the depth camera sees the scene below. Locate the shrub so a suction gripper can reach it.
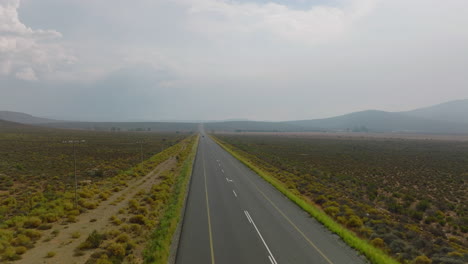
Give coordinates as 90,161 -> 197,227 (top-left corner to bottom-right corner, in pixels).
96,254 -> 112,264
115,233 -> 129,243
71,231 -> 81,239
129,215 -> 147,225
37,224 -> 53,230
110,215 -> 122,226
10,234 -> 31,247
67,215 -> 77,223
46,251 -> 56,258
105,229 -> 121,239
416,200 -> 430,212
15,246 -> 27,255
79,200 -> 97,209
2,246 -> 19,261
23,229 -> 42,240
99,192 -> 110,201
107,242 -> 126,258
324,206 -> 340,217
314,195 -> 327,205
78,230 -> 104,250
24,217 -> 42,228
412,255 -> 432,264
371,238 -> 386,249
347,215 -> 364,228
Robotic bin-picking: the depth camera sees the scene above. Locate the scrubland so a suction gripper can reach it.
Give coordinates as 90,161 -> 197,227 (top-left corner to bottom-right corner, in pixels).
0,122 -> 196,263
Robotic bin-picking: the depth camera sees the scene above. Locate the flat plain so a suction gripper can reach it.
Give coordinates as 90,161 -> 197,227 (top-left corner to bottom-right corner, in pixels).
0,120 -> 195,262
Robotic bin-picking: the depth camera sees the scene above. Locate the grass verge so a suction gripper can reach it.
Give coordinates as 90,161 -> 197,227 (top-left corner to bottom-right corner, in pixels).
143,135 -> 199,264
211,135 -> 399,264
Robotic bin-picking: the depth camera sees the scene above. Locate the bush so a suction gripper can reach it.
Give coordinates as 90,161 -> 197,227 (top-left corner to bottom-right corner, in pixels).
37,224 -> 53,230
71,231 -> 81,239
347,215 -> 363,228
110,215 -> 122,226
96,254 -> 113,264
15,246 -> 27,255
371,238 -> 386,249
10,234 -> 31,247
412,255 -> 432,264
129,215 -> 147,225
24,217 -> 42,228
79,200 -> 98,210
2,246 -> 20,261
416,200 -> 430,212
78,230 -> 104,250
46,251 -> 56,258
115,233 -> 130,243
107,242 -> 126,258
314,195 -> 327,205
324,206 -> 340,217
23,229 -> 42,240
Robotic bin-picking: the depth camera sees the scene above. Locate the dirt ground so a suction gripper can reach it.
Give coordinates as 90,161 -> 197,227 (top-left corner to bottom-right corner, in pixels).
16,158 -> 176,264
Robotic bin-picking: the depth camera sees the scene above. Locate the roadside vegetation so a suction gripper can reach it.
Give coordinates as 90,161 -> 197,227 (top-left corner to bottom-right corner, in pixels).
213,134 -> 467,264
0,121 -> 191,261
80,135 -> 198,264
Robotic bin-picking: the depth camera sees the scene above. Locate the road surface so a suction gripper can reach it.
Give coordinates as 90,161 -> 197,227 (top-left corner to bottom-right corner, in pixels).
176,134 -> 367,264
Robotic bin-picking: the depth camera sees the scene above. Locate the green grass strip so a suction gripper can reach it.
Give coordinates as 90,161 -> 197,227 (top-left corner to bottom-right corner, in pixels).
211,136 -> 400,264
143,135 -> 199,264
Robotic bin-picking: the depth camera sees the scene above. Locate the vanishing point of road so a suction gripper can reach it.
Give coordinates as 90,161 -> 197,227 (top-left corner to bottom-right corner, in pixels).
176,134 -> 367,264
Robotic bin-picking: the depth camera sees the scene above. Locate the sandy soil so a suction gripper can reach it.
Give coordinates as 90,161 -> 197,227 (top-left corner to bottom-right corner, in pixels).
16,157 -> 177,264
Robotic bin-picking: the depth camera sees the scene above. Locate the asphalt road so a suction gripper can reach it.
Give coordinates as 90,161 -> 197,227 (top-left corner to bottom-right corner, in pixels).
176,134 -> 367,264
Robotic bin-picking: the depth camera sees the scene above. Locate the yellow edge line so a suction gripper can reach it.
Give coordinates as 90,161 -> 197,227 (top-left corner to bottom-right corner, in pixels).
203,153 -> 216,264
216,138 -> 334,264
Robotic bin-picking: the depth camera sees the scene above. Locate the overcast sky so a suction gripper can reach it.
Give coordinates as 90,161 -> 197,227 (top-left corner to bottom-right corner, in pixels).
1,0 -> 467,121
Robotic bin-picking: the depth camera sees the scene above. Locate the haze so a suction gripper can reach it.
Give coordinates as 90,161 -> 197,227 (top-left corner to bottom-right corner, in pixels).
1,0 -> 467,121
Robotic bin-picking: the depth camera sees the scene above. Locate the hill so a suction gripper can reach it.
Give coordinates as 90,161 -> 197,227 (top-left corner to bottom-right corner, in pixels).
0,111 -> 198,132
43,121 -> 199,132
0,110 -> 60,124
205,120 -> 305,132
282,110 -> 468,134
402,99 -> 468,123
3,99 -> 468,134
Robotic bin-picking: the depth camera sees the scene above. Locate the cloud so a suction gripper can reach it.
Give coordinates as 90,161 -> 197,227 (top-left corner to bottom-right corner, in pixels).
181,0 -> 375,43
14,66 -> 36,80
0,0 -> 75,81
1,0 -> 468,121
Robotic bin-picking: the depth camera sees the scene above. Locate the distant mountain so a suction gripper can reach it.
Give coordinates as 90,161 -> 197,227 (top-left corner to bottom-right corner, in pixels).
0,111 -> 61,124
3,99 -> 468,134
401,99 -> 468,124
282,110 -> 468,134
205,121 -> 304,132
44,121 -> 198,132
207,100 -> 468,134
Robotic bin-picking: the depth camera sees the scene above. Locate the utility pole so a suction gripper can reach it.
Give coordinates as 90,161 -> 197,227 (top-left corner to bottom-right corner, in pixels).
63,139 -> 85,208
136,141 -> 144,163
140,141 -> 143,163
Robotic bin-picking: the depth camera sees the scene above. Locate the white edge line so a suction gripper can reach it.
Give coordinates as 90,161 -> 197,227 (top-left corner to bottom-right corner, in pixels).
268,256 -> 275,264
245,211 -> 278,264
244,211 -> 252,223
233,190 -> 237,197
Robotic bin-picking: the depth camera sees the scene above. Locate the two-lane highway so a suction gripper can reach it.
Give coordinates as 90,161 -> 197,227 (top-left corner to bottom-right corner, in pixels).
176,134 -> 367,264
